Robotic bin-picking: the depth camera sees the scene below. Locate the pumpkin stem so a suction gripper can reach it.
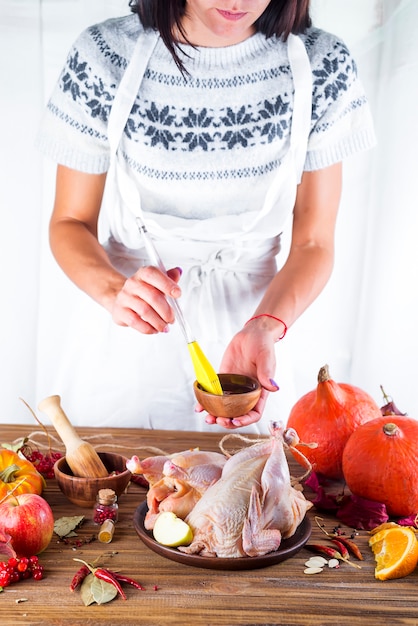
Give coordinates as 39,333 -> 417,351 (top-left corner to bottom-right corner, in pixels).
383,423 -> 399,436
380,385 -> 391,404
317,364 -> 331,384
0,463 -> 21,484
0,478 -> 26,505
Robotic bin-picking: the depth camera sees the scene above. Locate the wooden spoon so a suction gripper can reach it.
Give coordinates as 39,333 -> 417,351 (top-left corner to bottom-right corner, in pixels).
38,395 -> 108,478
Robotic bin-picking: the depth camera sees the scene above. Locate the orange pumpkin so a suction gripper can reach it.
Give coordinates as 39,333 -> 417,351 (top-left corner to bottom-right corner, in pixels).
286,364 -> 381,479
0,449 -> 45,500
342,416 -> 418,517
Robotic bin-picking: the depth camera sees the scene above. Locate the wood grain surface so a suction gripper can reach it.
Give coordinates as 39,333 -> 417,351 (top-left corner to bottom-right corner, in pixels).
0,424 -> 416,626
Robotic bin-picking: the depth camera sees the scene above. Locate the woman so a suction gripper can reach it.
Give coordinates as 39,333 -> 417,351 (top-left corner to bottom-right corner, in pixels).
36,1 -> 375,432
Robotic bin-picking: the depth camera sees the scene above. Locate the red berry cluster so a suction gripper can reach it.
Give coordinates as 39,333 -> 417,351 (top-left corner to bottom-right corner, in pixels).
93,505 -> 118,525
0,556 -> 44,588
22,448 -> 63,479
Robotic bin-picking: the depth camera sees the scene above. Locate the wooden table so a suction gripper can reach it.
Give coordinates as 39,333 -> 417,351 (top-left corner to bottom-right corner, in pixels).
0,424 -> 416,626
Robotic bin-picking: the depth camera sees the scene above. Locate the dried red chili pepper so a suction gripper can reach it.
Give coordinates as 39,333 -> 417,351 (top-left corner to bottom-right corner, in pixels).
305,544 -> 361,569
330,535 -> 364,560
105,569 -> 145,591
70,565 -> 90,591
306,543 -> 342,560
94,568 -> 127,600
330,538 -> 350,560
314,516 -> 364,561
73,558 -> 127,600
72,558 -> 149,598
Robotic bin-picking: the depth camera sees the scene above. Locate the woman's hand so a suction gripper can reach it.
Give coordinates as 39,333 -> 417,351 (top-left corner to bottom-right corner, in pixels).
203,164 -> 343,429
49,165 -> 184,335
201,321 -> 280,429
111,265 -> 183,334
199,390 -> 270,430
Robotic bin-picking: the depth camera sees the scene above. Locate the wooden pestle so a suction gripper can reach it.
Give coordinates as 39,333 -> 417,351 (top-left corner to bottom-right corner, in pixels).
38,395 -> 108,478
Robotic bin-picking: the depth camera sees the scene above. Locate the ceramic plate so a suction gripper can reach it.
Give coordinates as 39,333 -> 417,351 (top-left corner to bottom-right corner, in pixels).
133,502 -> 311,570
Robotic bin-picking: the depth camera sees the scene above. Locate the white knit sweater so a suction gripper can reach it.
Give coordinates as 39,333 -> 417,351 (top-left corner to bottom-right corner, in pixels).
37,14 -> 376,223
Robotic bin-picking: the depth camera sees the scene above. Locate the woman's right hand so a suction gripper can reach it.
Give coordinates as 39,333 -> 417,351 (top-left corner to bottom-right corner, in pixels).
111,265 -> 183,334
49,166 -> 183,336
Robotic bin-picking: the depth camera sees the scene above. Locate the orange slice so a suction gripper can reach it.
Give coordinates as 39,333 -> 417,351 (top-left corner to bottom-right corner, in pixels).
369,526 -> 418,580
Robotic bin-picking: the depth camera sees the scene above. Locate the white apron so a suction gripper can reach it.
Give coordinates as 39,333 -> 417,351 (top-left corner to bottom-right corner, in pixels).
43,31 -> 312,433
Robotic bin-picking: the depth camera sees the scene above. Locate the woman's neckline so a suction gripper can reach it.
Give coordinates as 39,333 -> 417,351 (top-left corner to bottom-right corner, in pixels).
155,31 -> 282,70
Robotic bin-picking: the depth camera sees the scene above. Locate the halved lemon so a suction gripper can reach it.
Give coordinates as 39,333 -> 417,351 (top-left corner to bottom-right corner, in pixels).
369,526 -> 418,580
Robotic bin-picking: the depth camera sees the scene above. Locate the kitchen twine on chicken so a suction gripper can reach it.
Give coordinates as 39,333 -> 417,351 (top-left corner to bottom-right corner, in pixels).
218,430 -> 315,485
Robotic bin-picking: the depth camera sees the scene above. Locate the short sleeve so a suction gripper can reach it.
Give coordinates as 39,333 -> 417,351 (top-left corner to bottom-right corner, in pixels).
303,29 -> 376,171
35,18 -> 134,174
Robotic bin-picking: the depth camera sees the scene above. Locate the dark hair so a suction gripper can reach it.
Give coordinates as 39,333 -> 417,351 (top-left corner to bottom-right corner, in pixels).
129,1 -> 311,72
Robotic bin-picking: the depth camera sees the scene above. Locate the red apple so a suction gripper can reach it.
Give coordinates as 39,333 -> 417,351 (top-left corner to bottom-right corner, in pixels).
0,493 -> 54,557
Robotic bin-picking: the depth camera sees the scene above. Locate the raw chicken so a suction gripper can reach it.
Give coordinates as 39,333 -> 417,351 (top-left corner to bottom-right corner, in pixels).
179,422 -> 312,558
127,449 -> 226,487
145,476 -> 202,528
142,450 -> 227,529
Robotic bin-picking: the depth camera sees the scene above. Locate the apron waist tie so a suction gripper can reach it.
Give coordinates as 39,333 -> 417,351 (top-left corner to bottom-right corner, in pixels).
104,235 -> 281,283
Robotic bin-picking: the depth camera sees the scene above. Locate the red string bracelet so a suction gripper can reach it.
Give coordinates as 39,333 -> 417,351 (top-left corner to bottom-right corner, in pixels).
245,314 -> 288,340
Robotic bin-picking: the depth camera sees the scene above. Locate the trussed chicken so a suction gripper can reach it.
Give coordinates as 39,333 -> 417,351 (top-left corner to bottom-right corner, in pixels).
179,422 -> 312,558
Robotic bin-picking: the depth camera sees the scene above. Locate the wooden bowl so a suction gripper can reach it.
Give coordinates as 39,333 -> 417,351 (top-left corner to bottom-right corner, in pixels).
194,373 -> 262,418
54,452 -> 132,508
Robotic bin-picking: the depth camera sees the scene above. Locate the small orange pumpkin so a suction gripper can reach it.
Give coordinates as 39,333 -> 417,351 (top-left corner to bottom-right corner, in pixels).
342,416 -> 418,517
0,449 -> 45,500
286,364 -> 381,479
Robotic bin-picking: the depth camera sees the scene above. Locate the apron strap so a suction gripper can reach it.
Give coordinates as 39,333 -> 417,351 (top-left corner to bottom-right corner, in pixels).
242,34 -> 312,232
107,29 -> 159,156
287,34 -> 312,183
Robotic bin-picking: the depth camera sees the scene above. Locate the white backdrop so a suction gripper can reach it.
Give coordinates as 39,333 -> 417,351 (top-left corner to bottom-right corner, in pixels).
1,0 -> 417,425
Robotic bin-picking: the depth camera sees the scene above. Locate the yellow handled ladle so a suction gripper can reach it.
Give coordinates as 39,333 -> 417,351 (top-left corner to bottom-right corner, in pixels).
136,216 -> 223,396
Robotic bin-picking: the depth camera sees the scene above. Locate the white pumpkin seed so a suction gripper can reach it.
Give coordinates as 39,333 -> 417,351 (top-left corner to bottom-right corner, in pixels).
328,558 -> 340,568
304,567 -> 323,575
304,557 -> 328,568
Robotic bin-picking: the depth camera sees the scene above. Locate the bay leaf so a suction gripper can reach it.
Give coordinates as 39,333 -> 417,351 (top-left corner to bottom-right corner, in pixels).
91,576 -> 118,605
80,574 -> 118,606
80,574 -> 96,606
54,515 -> 85,538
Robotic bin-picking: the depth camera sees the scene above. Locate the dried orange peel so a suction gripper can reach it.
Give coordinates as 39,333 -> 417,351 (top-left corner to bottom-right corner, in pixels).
369,525 -> 418,580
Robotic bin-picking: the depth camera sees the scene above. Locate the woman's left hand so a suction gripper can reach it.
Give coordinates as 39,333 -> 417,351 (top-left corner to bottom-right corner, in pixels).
199,389 -> 270,429
200,324 -> 279,429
